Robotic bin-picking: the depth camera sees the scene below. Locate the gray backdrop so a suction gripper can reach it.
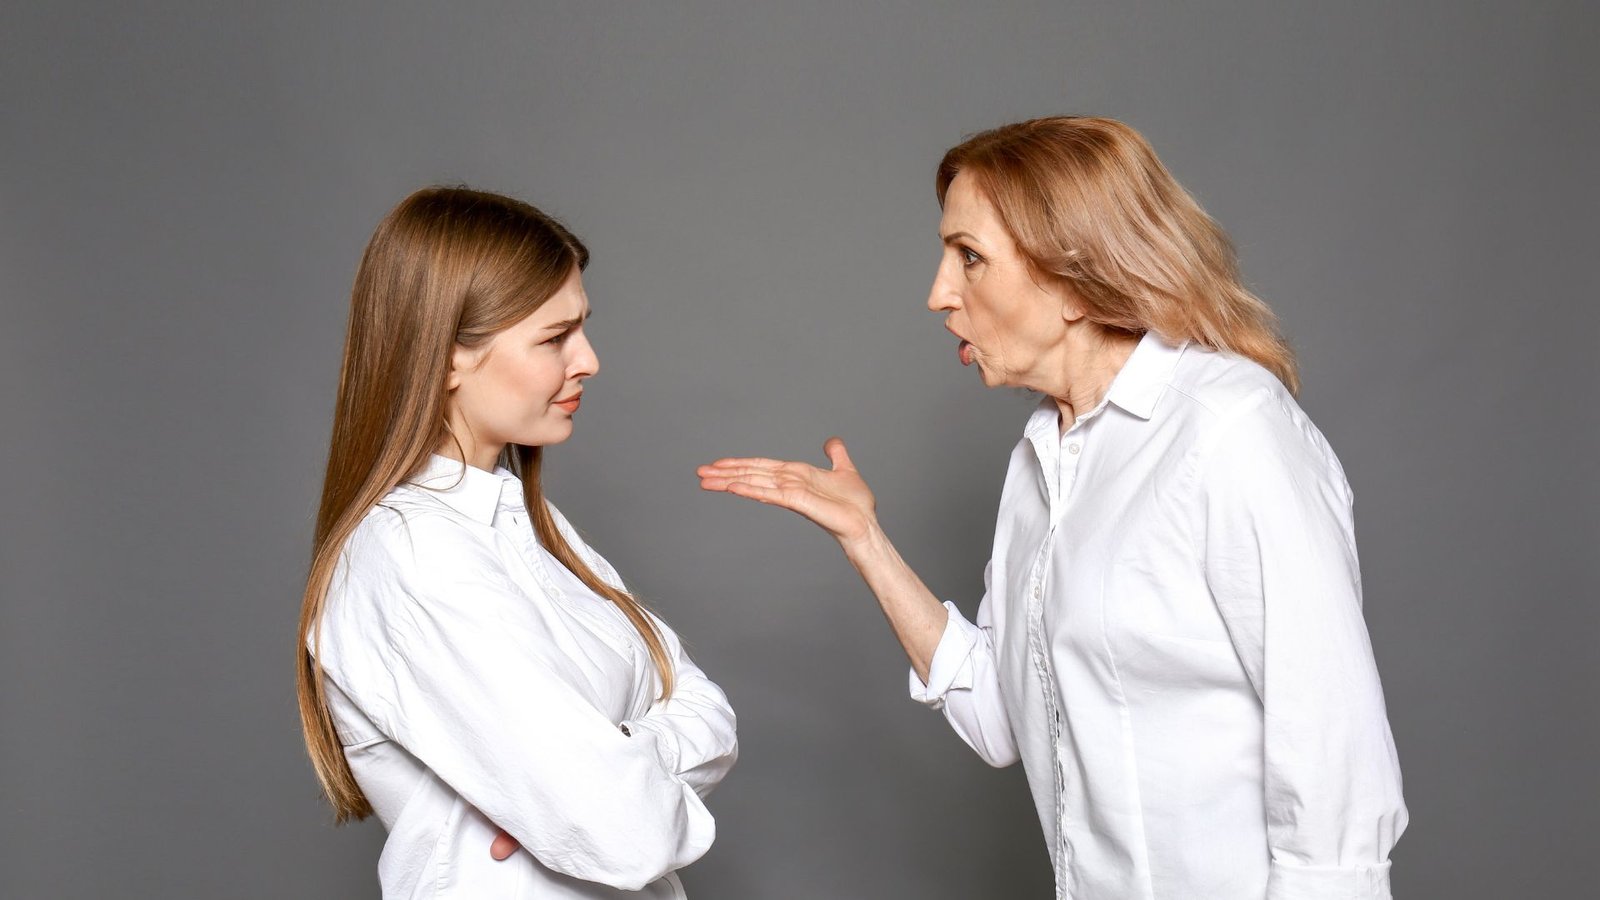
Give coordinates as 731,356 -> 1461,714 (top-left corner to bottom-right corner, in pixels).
2,2 -> 1595,898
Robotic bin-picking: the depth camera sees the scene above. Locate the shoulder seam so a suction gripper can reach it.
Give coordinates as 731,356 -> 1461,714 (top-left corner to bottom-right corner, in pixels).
1161,383 -> 1218,416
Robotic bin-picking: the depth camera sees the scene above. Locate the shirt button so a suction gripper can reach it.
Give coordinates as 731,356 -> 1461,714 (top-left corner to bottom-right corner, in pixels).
1067,443 -> 1080,455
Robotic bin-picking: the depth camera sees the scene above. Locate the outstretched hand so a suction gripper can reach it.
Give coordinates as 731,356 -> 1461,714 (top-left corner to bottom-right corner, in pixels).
697,437 -> 878,547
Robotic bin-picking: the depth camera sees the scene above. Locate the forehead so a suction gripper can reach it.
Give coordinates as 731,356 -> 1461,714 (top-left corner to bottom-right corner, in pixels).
525,270 -> 588,322
940,171 -> 1007,241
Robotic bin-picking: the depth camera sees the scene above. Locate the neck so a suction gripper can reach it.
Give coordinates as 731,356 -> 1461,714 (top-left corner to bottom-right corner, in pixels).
436,432 -> 503,473
1051,325 -> 1141,430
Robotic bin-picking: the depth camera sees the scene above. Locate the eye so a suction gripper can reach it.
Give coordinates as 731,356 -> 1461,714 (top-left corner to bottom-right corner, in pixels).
542,330 -> 572,346
959,246 -> 982,268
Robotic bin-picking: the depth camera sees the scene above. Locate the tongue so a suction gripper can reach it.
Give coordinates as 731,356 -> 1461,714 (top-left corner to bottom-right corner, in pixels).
959,341 -> 974,366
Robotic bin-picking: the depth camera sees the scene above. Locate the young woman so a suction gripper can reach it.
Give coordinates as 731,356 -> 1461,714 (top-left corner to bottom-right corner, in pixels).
298,187 -> 737,899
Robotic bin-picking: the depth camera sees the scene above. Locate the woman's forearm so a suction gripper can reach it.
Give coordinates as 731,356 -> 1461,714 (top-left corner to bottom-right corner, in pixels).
696,439 -> 949,678
839,522 -> 950,683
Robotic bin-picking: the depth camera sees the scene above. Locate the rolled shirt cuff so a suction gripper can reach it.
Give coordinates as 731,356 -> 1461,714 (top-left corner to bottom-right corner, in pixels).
908,601 -> 981,708
1267,860 -> 1392,900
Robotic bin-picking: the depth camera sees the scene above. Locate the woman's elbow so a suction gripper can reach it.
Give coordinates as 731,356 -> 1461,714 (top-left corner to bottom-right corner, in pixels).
539,802 -> 716,891
974,738 -> 1021,769
612,807 -> 716,890
687,739 -> 739,798
946,702 -> 1020,767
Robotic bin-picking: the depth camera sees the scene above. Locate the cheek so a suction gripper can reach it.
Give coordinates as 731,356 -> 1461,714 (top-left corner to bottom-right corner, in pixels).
968,286 -> 1021,344
970,283 -> 1055,363
483,354 -> 561,410
962,288 -> 994,334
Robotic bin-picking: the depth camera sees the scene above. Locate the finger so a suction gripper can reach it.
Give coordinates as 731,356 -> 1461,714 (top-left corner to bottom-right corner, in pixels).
702,472 -> 782,491
699,464 -> 799,481
699,471 -> 747,489
726,480 -> 798,510
701,456 -> 790,471
698,468 -> 799,489
489,829 -> 520,861
823,436 -> 856,472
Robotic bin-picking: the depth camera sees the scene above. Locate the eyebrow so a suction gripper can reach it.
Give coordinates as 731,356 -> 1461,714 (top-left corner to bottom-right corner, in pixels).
540,307 -> 593,332
940,230 -> 982,247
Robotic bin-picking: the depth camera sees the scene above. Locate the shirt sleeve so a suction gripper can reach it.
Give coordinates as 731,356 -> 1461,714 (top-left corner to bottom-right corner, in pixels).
1199,393 -> 1408,899
317,509 -> 715,892
543,502 -> 739,799
907,561 -> 1020,767
621,615 -> 739,799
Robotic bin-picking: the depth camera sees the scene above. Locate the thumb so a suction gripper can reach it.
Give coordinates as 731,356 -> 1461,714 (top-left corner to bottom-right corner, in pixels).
823,436 -> 855,472
490,829 -> 520,861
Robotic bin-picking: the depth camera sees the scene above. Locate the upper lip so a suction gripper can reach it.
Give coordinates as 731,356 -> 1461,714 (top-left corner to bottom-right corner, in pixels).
554,392 -> 582,404
944,321 -> 967,343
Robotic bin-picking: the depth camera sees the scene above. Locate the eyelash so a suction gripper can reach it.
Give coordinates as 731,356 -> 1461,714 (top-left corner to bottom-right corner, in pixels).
959,247 -> 982,268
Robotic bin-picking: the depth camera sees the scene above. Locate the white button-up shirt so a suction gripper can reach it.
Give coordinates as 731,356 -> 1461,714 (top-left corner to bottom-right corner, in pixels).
313,455 -> 738,899
911,333 -> 1406,900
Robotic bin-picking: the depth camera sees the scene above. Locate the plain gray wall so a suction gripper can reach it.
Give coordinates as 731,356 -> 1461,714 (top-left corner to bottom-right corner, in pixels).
2,2 -> 1595,897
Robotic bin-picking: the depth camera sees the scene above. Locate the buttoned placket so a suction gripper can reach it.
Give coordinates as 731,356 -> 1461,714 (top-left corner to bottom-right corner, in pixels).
1027,402 -> 1100,900
490,481 -> 565,602
490,482 -> 640,662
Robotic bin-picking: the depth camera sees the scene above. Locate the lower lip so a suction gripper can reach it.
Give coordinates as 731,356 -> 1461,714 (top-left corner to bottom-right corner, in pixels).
554,398 -> 581,414
958,341 -> 975,366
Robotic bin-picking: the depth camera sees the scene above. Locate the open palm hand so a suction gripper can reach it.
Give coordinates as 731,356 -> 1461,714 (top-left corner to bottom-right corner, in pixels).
697,437 -> 877,546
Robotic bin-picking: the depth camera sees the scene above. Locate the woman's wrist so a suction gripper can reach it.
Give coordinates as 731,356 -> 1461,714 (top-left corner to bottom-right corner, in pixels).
838,518 -> 889,564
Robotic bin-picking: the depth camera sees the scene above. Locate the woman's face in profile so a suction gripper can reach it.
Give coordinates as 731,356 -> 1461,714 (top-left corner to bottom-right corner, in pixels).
928,171 -> 1081,394
446,268 -> 598,451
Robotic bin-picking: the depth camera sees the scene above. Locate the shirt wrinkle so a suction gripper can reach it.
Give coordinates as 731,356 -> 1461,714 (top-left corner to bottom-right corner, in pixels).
312,454 -> 736,898
908,332 -> 1406,900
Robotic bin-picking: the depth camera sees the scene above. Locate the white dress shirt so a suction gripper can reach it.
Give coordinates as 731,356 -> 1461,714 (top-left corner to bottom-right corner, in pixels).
911,332 -> 1406,900
312,454 -> 738,899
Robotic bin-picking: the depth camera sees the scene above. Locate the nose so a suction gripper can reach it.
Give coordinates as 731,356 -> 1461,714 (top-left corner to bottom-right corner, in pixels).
927,254 -> 961,313
568,329 -> 599,380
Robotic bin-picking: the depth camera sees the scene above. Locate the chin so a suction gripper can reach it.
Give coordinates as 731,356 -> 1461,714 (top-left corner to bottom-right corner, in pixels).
976,361 -> 1022,390
520,422 -> 575,448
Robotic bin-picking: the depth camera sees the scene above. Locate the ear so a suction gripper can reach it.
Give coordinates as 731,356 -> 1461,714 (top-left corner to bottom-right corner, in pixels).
445,342 -> 482,392
1056,280 -> 1089,325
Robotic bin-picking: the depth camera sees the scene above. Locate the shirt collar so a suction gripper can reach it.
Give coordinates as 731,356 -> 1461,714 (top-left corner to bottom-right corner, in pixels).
1020,330 -> 1189,444
1021,398 -> 1062,444
407,453 -> 523,524
1103,330 -> 1188,420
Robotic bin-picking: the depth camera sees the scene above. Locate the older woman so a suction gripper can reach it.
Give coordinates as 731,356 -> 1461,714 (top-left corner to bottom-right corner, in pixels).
700,117 -> 1406,899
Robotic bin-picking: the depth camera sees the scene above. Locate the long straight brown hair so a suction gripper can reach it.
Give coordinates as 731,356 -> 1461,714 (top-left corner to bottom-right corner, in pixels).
297,187 -> 675,822
937,116 -> 1300,394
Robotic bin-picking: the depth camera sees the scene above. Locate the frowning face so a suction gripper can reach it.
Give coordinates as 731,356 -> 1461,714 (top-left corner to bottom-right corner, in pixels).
444,267 -> 597,465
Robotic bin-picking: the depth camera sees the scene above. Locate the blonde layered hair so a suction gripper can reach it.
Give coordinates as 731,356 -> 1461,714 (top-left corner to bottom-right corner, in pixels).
297,187 -> 675,823
937,116 -> 1299,394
